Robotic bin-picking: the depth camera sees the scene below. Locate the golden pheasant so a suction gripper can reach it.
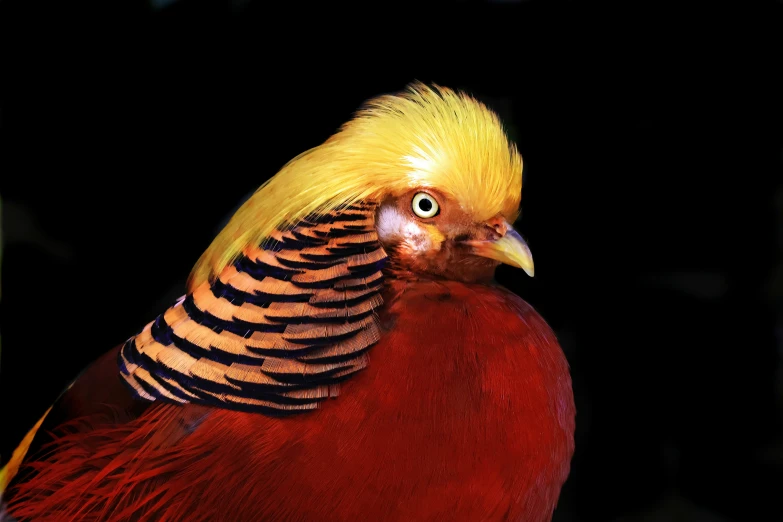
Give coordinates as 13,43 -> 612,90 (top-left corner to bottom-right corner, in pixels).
1,82 -> 575,522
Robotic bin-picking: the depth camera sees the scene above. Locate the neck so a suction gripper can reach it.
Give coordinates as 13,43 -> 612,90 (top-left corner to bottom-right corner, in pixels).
119,203 -> 389,415
382,255 -> 499,285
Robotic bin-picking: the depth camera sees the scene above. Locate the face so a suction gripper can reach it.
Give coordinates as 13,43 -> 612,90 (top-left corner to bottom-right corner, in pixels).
376,188 -> 534,283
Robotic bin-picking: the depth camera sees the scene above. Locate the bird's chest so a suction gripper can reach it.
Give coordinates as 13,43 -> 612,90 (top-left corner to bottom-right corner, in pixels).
246,281 -> 574,521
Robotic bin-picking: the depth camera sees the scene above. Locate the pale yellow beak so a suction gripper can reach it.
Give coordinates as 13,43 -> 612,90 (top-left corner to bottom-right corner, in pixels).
464,220 -> 535,277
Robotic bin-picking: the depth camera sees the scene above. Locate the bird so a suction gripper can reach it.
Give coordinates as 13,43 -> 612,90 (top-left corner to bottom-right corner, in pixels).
1,82 -> 575,522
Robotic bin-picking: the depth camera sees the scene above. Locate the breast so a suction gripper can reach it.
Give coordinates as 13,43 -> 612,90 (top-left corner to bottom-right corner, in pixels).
258,278 -> 576,521
5,279 -> 574,522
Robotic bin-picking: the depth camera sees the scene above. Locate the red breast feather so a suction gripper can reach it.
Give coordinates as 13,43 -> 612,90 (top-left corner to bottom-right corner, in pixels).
6,279 -> 574,522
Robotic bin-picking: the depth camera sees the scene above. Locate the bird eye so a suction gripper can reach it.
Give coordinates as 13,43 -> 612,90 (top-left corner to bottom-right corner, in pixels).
411,192 -> 440,219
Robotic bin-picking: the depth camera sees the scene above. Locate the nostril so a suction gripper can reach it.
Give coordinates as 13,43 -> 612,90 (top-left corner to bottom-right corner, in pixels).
485,217 -> 508,238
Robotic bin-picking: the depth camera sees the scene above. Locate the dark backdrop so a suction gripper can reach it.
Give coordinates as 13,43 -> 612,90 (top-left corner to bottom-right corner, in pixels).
1,1 -> 779,521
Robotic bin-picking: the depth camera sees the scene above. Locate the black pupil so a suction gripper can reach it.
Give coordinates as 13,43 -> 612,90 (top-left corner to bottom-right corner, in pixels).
418,198 -> 433,212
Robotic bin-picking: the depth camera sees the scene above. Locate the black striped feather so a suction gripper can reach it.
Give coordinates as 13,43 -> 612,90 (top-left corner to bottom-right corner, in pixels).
119,203 -> 388,414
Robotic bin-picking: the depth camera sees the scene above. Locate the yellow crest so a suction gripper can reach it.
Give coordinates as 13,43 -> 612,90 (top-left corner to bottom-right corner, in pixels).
189,82 -> 524,290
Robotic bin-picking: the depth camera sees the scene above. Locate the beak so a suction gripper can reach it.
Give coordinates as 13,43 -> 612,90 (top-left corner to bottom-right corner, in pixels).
463,219 -> 535,277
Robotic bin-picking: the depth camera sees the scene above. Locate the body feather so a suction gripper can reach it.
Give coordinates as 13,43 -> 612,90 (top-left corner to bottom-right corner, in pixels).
5,280 -> 574,522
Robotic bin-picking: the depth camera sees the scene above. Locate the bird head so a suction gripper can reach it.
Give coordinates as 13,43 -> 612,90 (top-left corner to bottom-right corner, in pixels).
189,82 -> 532,289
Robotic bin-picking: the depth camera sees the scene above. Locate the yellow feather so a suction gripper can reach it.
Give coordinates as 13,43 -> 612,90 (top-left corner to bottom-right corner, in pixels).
1,407 -> 51,494
422,224 -> 447,248
189,82 -> 524,290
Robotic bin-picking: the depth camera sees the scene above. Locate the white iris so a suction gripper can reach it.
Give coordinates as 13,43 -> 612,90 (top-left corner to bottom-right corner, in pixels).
411,192 -> 439,218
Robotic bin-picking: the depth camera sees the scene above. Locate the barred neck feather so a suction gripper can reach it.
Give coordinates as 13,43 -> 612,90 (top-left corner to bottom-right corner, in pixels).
120,204 -> 388,414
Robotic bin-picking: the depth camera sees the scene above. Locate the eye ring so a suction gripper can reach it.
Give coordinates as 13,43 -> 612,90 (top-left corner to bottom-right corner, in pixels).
411,192 -> 440,219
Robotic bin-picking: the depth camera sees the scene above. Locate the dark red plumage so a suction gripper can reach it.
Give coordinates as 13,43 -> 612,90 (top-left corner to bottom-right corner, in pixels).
5,278 -> 574,522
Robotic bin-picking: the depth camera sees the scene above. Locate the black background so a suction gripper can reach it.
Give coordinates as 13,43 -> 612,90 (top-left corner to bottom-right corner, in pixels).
1,1 -> 779,521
